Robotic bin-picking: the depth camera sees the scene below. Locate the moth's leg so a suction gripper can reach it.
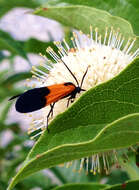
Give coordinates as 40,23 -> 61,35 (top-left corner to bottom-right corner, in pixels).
67,96 -> 75,107
67,97 -> 71,108
50,103 -> 54,117
46,102 -> 55,132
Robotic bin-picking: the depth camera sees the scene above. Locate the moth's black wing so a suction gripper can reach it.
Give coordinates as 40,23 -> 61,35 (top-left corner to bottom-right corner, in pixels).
10,87 -> 50,113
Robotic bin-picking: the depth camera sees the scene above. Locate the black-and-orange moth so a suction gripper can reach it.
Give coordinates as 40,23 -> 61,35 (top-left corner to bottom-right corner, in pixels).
9,59 -> 89,132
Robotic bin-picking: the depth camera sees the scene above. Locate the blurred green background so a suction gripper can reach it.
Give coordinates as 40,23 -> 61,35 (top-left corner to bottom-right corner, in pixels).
0,1 -> 139,190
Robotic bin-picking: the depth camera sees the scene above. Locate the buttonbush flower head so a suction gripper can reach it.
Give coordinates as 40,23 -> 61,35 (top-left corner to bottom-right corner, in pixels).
64,146 -> 138,175
25,26 -> 139,174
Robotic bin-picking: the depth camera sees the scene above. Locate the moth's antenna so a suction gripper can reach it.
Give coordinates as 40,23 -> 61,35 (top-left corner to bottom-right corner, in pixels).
80,66 -> 89,89
60,59 -> 79,86
9,94 -> 21,101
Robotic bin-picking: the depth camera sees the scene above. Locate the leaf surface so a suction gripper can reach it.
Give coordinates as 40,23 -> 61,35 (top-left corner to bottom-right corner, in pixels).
103,180 -> 139,190
8,58 -> 139,189
33,4 -> 139,51
0,30 -> 27,59
0,0 -> 39,17
52,183 -> 108,190
42,0 -> 139,35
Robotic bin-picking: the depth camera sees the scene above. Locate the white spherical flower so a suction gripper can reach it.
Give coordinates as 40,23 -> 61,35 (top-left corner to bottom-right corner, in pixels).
28,27 -> 138,138
26,27 -> 139,174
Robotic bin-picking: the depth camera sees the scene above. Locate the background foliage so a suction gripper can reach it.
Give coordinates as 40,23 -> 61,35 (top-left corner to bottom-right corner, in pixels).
0,0 -> 139,190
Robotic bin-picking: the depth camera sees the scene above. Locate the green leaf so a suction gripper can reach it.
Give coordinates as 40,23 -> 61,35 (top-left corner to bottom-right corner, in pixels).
103,180 -> 139,190
0,72 -> 32,87
24,38 -> 51,55
18,171 -> 54,189
119,153 -> 139,180
0,122 -> 19,132
8,57 -> 139,189
0,30 -> 28,59
52,183 -> 108,190
0,101 -> 12,122
0,0 -> 39,18
23,38 -> 58,59
106,169 -> 129,185
0,72 -> 32,102
0,87 -> 22,102
42,0 -> 139,36
33,4 -> 139,51
0,51 -> 7,62
51,164 -> 89,184
34,4 -> 133,37
0,70 -> 9,83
